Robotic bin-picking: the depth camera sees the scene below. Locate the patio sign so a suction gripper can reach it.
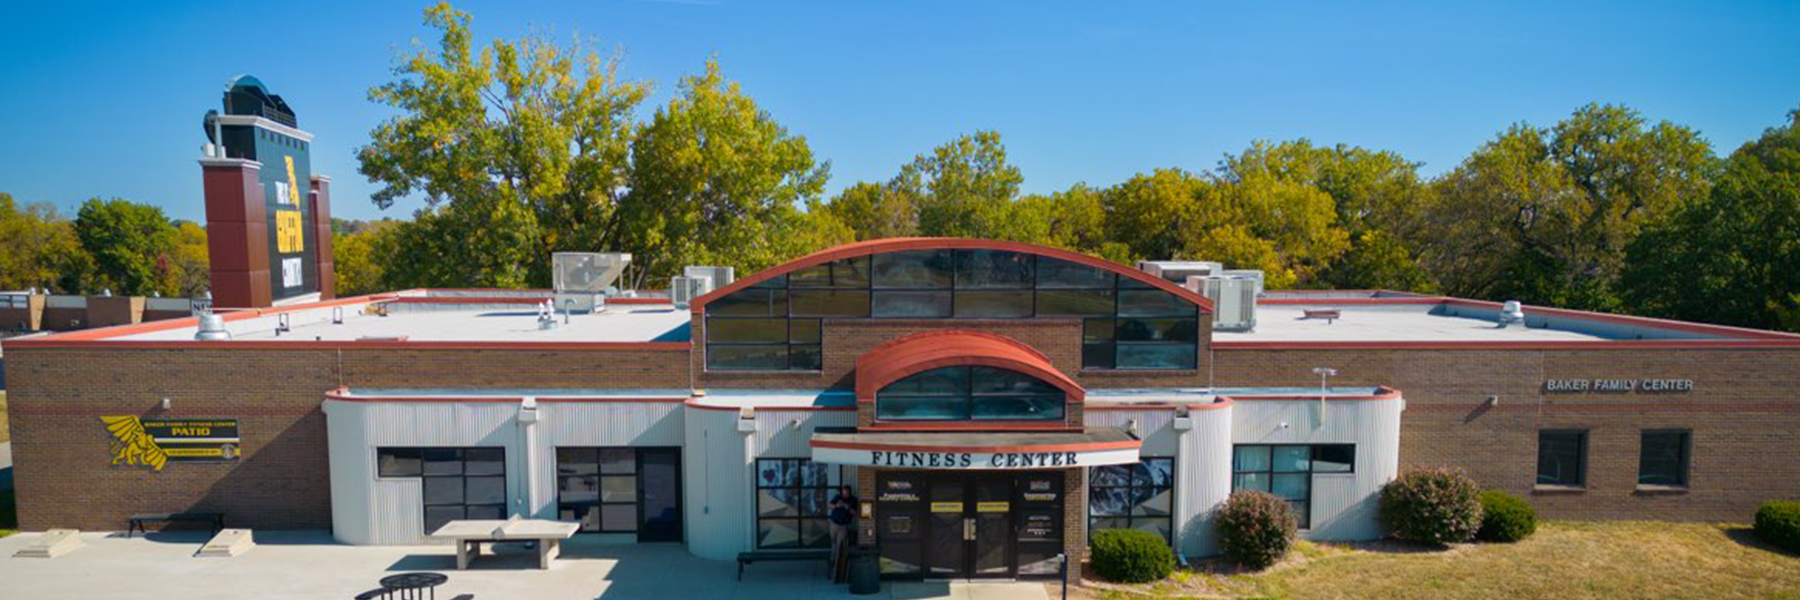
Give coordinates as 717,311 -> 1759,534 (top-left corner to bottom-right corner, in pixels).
101,416 -> 241,472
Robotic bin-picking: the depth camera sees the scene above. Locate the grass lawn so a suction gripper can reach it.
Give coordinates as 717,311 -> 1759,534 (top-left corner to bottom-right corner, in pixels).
1076,521 -> 1800,600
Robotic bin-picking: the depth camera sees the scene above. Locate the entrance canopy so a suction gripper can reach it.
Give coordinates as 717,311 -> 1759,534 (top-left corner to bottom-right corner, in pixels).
855,330 -> 1084,402
810,427 -> 1140,470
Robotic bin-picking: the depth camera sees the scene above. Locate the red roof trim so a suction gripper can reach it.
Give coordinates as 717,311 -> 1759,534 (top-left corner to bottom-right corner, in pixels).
689,238 -> 1213,314
1213,340 -> 1800,350
809,438 -> 1141,454
853,329 -> 1085,403
9,339 -> 693,351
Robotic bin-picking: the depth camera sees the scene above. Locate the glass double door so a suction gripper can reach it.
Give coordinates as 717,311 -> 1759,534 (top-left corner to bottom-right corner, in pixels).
555,447 -> 683,542
877,471 -> 1066,580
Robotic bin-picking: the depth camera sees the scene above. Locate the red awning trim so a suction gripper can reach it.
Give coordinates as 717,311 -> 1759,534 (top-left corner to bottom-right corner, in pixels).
853,329 -> 1085,402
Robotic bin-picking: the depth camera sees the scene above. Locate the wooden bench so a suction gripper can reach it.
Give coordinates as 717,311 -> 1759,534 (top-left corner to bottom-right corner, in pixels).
127,512 -> 224,538
736,549 -> 831,581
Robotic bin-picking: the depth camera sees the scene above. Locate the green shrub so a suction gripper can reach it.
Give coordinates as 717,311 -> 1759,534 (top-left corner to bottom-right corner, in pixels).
1475,490 -> 1536,542
1754,500 -> 1800,554
1215,489 -> 1299,570
1089,528 -> 1175,583
1379,467 -> 1484,545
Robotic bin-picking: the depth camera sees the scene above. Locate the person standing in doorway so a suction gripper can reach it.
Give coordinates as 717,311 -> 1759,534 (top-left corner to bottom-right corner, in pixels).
829,484 -> 859,581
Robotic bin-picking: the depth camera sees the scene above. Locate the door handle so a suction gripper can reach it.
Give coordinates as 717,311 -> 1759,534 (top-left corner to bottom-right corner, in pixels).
964,517 -> 975,541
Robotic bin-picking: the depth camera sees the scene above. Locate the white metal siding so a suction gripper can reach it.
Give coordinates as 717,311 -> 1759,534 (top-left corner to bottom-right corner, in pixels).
1229,397 -> 1404,542
753,410 -> 856,458
1177,406 -> 1235,557
683,407 -> 754,560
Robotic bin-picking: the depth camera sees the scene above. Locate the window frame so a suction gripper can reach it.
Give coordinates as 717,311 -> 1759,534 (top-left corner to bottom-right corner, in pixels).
874,365 -> 1067,422
1637,429 -> 1691,489
1229,444 -> 1356,529
703,249 -> 1202,372
1535,429 -> 1589,488
554,447 -> 670,534
1087,457 -> 1177,544
752,458 -> 847,549
376,446 -> 508,535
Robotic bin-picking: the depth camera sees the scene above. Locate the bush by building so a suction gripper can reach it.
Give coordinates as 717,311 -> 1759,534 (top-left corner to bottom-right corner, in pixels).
1379,467 -> 1483,545
1089,528 -> 1176,583
1754,500 -> 1800,554
1475,490 -> 1536,542
1215,489 -> 1299,570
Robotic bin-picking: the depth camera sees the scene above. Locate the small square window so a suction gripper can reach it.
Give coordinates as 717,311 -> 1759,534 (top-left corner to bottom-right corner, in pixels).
1638,430 -> 1690,488
1536,430 -> 1587,487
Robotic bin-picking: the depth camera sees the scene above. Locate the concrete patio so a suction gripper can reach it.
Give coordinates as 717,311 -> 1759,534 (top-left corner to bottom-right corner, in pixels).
0,530 -> 1056,600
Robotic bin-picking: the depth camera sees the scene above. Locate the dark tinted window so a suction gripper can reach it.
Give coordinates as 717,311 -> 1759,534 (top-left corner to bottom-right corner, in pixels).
955,250 -> 1034,289
1638,430 -> 1689,487
876,365 -> 1065,421
872,291 -> 953,318
872,250 -> 953,288
1037,257 -> 1115,289
1537,430 -> 1587,487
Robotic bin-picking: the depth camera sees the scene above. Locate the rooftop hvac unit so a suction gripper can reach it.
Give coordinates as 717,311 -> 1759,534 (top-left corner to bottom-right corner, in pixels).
1221,269 -> 1266,296
1139,260 -> 1222,285
670,275 -> 715,309
682,266 -> 735,288
1188,275 -> 1257,332
553,252 -> 631,314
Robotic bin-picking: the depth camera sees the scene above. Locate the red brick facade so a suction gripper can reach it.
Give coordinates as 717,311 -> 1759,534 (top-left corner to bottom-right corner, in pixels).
1211,346 -> 1800,521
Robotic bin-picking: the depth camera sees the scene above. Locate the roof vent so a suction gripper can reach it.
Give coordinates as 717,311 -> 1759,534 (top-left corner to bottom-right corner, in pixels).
195,314 -> 232,341
1498,300 -> 1526,328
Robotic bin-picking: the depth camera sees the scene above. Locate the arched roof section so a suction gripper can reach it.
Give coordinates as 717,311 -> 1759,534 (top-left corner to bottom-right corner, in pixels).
689,237 -> 1214,314
854,330 -> 1085,402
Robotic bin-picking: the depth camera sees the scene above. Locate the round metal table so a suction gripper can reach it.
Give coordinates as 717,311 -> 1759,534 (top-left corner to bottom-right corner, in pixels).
377,572 -> 448,600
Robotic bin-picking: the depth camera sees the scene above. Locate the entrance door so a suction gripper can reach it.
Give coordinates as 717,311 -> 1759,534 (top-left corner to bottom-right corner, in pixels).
636,448 -> 683,542
877,471 -> 1067,580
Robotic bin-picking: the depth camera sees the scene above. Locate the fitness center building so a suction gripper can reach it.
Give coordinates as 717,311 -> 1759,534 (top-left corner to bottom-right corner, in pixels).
7,237 -> 1800,580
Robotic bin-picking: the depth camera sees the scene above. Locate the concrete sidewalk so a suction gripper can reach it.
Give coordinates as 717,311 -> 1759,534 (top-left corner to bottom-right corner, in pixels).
0,530 -> 1053,600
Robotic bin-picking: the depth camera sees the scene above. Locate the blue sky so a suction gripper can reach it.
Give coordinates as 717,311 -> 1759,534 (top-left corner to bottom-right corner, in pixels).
1,0 -> 1796,222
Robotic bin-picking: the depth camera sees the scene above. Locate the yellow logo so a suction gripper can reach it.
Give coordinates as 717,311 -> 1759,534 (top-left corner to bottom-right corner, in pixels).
101,415 -> 169,472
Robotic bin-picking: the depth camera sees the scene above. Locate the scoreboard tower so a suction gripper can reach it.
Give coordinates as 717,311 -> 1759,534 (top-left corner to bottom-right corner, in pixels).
199,75 -> 334,308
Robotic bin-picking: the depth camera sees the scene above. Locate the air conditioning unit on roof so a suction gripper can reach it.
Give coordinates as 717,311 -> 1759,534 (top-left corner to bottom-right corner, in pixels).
1187,274 -> 1258,332
553,252 -> 631,313
1139,260 -> 1222,285
670,275 -> 714,309
683,266 -> 735,288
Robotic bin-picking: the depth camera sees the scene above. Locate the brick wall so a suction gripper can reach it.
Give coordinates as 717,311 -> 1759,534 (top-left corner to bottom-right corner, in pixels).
1212,346 -> 1800,521
4,345 -> 690,532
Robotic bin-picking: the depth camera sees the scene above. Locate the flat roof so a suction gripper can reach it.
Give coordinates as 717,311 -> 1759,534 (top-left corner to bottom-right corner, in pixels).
108,294 -> 691,343
11,288 -> 1799,348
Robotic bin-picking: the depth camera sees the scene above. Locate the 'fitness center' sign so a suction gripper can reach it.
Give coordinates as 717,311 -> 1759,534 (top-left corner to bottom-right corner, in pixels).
1543,378 -> 1695,393
812,445 -> 1141,470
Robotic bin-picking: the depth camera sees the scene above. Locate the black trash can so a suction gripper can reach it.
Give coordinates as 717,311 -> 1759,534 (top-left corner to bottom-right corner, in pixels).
847,548 -> 880,595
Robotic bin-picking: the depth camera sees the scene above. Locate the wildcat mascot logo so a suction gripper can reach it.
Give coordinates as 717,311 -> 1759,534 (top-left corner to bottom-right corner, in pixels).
101,415 -> 170,472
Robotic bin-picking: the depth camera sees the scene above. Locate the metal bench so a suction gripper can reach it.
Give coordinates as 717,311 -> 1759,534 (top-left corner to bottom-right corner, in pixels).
126,512 -> 224,537
736,549 -> 831,581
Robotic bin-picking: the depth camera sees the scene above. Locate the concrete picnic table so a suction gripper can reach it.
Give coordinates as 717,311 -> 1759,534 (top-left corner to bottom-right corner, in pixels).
427,518 -> 580,570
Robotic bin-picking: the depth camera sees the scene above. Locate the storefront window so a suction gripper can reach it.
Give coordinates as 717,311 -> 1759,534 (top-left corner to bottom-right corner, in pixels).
1088,458 -> 1175,543
1536,430 -> 1587,487
377,447 -> 506,534
876,365 -> 1066,421
1231,444 -> 1355,529
555,447 -> 683,540
703,249 -> 1201,371
754,458 -> 845,549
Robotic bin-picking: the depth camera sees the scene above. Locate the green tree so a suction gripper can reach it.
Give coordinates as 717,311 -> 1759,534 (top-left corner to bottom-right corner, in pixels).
895,131 -> 1025,238
172,221 -> 210,297
1621,107 -> 1800,331
617,58 -> 830,283
73,198 -> 181,296
0,193 -> 89,293
1202,176 -> 1348,289
819,181 -> 918,240
358,2 -> 649,287
334,219 -> 403,296
1102,168 -> 1208,261
1219,140 -> 1434,291
1424,104 -> 1715,310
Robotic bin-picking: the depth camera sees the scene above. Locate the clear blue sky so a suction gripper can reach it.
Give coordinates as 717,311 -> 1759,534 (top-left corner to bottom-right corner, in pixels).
1,0 -> 1796,222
